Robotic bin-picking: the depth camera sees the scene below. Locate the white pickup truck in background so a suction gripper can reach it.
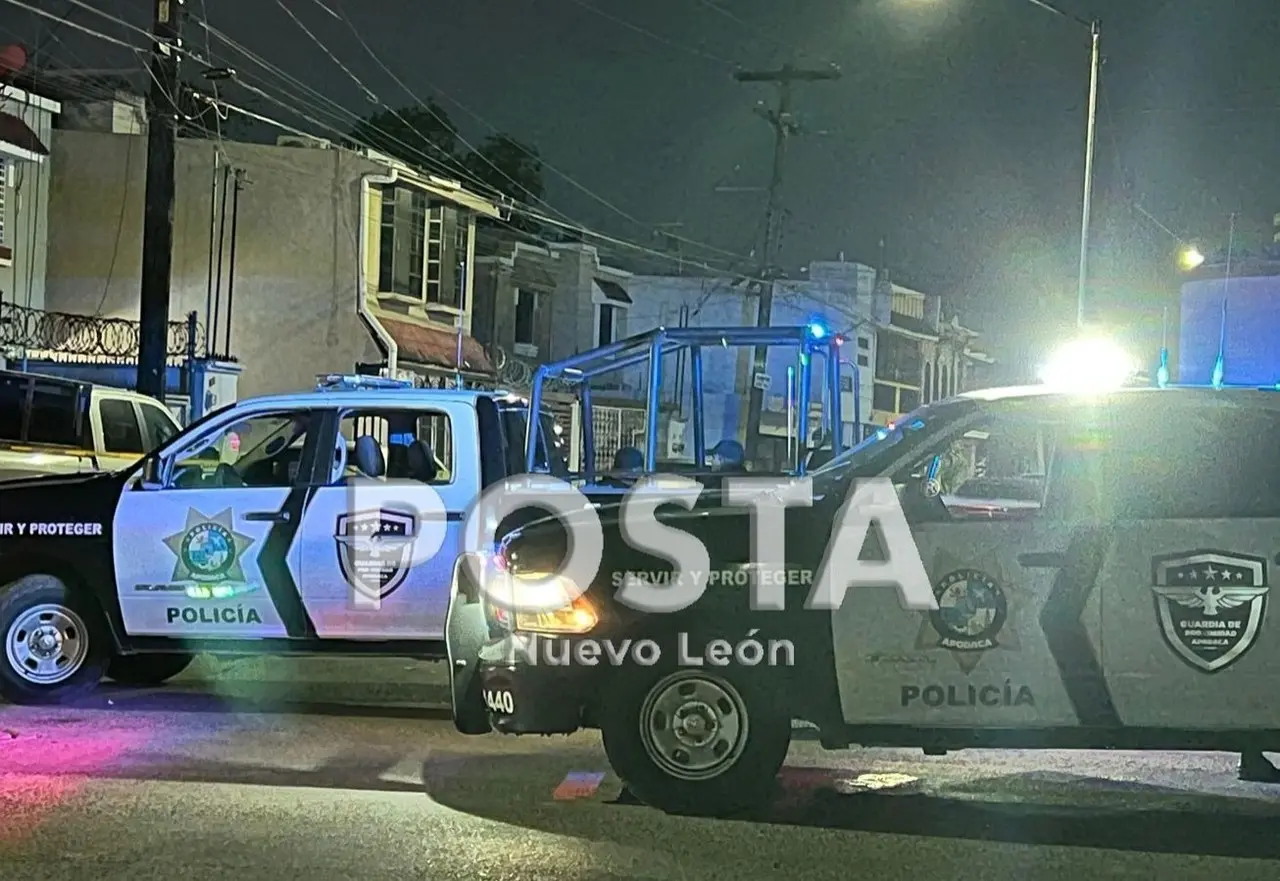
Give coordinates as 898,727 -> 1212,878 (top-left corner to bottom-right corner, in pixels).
0,369 -> 182,480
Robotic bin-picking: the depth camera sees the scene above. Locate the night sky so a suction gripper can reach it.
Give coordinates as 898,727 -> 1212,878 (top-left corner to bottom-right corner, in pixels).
6,0 -> 1280,376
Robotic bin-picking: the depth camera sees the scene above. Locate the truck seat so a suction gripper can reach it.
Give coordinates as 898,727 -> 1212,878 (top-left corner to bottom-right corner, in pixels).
405,439 -> 439,483
346,434 -> 386,482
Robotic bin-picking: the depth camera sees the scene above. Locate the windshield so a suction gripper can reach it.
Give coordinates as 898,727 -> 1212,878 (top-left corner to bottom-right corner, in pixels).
810,398 -> 974,486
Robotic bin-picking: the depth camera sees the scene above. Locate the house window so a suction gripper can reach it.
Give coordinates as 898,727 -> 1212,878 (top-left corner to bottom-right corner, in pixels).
0,158 -> 8,262
377,184 -> 427,298
857,336 -> 870,350
597,303 -> 618,347
448,217 -> 469,311
856,353 -> 869,367
514,288 -> 537,345
872,383 -> 897,413
424,206 -> 447,306
899,388 -> 921,412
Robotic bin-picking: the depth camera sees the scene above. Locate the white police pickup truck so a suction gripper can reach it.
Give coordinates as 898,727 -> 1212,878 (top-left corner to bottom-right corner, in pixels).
0,375 -> 567,704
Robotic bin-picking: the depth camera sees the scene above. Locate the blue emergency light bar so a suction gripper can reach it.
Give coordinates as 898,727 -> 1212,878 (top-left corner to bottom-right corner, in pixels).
315,374 -> 414,392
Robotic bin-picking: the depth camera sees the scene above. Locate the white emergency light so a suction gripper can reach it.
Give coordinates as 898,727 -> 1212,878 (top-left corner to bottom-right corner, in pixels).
1038,338 -> 1138,393
316,374 -> 414,392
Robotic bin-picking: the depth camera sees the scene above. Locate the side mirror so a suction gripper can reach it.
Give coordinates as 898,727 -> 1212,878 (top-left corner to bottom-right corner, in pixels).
139,455 -> 164,490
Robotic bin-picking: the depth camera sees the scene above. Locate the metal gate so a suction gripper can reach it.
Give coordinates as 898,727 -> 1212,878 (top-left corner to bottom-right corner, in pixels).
591,404 -> 647,472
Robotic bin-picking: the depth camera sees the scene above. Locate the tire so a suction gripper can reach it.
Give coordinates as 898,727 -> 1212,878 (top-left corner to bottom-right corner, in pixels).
0,574 -> 108,705
600,654 -> 791,817
107,652 -> 194,686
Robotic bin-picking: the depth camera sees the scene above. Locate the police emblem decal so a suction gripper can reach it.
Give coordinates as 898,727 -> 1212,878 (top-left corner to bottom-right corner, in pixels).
1150,550 -> 1269,673
162,508 -> 256,588
334,508 -> 419,601
917,568 -> 1009,673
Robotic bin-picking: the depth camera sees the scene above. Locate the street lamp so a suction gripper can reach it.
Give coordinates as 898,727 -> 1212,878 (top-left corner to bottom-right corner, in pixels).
1020,1 -> 1101,330
1178,245 -> 1205,271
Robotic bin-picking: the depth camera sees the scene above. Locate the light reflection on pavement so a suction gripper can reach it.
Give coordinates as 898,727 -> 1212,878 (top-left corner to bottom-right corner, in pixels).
0,657 -> 1278,880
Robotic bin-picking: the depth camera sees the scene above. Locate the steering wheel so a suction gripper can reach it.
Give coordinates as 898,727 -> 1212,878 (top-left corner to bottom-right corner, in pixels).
213,462 -> 247,488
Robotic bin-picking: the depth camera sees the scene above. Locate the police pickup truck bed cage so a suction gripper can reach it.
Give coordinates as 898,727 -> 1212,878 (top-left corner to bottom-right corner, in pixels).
524,324 -> 846,480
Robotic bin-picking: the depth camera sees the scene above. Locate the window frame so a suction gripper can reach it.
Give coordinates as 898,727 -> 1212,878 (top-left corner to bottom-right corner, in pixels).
98,396 -> 146,456
334,406 -> 457,486
889,407 -> 1065,524
156,408 -> 321,490
513,287 -> 537,346
596,302 -> 617,347
377,184 -> 428,301
138,401 -> 180,454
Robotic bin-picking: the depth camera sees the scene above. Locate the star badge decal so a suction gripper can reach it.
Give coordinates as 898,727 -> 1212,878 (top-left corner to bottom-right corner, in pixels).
162,508 -> 256,585
915,548 -> 1021,673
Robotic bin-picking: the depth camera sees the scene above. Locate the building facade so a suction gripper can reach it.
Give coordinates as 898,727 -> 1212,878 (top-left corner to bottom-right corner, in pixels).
870,282 -> 992,424
0,84 -> 59,313
42,119 -> 498,399
1178,253 -> 1280,386
469,238 -> 994,469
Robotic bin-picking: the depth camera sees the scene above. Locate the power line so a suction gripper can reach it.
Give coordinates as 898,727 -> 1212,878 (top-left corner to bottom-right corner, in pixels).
560,0 -> 736,68
319,0 -> 661,235
15,2 -> 754,279
0,0 -> 137,50
271,0 -> 494,190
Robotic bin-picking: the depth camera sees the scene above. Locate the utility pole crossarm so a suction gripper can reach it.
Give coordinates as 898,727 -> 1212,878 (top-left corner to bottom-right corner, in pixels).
733,63 -> 842,84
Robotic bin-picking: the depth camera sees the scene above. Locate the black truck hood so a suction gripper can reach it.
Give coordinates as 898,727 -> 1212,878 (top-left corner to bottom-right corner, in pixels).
497,482 -> 832,582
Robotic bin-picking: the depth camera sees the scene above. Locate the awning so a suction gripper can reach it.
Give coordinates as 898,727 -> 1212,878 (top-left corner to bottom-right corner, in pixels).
0,112 -> 49,163
380,316 -> 494,374
594,278 -> 632,304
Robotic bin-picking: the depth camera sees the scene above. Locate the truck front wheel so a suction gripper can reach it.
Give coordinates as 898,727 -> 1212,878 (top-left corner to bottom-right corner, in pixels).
0,574 -> 108,705
601,663 -> 791,816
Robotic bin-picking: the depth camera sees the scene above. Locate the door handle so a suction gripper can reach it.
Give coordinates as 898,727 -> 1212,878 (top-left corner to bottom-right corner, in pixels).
1018,551 -> 1067,569
243,510 -> 291,523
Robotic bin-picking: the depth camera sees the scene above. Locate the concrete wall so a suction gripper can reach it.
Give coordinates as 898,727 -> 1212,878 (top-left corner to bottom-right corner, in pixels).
0,94 -> 57,312
45,132 -> 384,398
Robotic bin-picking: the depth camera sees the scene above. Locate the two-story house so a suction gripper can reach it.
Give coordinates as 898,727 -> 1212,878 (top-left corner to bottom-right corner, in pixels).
39,89 -> 499,400
0,83 -> 59,313
471,235 -> 638,469
870,282 -> 993,423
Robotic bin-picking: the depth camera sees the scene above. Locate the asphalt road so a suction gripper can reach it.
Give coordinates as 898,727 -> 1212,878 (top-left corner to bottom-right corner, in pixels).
2,656 -> 1279,881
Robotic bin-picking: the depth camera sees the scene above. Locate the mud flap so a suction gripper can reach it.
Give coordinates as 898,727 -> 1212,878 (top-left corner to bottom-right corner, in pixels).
445,553 -> 492,735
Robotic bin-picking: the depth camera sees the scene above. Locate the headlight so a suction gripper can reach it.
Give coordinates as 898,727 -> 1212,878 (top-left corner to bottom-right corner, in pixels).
515,597 -> 598,634
485,571 -> 599,635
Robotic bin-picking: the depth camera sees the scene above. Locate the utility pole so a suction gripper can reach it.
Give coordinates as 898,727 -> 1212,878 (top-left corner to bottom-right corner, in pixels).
137,0 -> 186,400
736,63 -> 840,466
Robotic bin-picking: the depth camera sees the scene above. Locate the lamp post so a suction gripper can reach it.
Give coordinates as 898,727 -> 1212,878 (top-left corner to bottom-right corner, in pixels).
1021,1 -> 1100,330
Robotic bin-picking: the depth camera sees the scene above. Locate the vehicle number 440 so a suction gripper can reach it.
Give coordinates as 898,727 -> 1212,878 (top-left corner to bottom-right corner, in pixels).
483,689 -> 514,715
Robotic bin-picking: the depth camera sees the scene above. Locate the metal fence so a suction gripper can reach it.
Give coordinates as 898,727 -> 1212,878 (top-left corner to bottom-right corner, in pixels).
0,302 -> 204,363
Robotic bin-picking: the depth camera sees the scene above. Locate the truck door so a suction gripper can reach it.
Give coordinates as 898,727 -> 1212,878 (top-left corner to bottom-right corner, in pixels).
1095,398 -> 1280,731
294,403 -> 479,640
830,405 -> 1106,729
114,409 -> 318,638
